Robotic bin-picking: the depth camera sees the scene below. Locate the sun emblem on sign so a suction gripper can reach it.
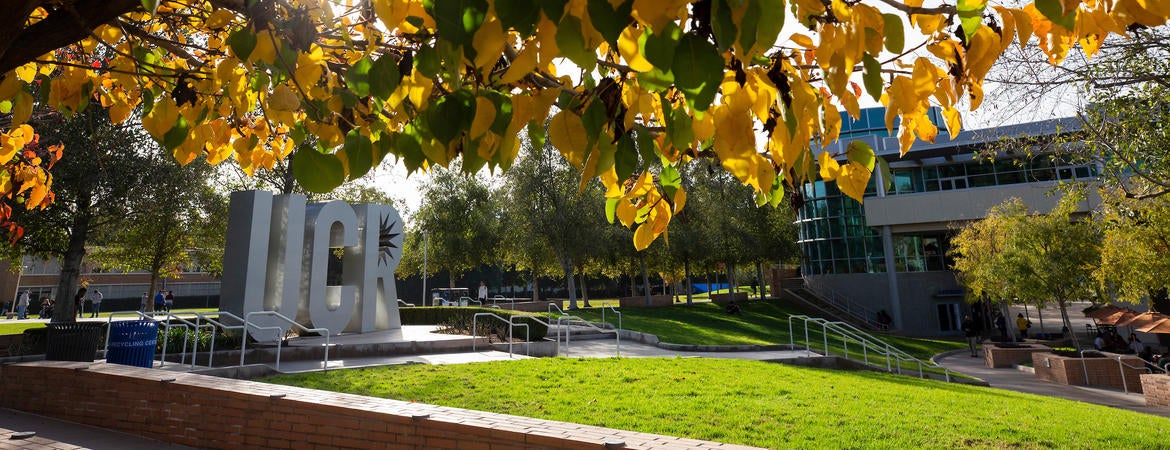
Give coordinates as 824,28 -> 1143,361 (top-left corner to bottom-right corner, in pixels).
378,210 -> 403,267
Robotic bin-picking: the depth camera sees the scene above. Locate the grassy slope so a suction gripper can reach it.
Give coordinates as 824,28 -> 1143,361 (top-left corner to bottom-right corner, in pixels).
567,300 -> 965,360
266,358 -> 1169,449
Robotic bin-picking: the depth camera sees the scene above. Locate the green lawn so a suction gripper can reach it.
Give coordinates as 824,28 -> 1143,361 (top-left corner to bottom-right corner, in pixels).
265,357 -> 1170,448
565,299 -> 965,361
0,308 -> 218,336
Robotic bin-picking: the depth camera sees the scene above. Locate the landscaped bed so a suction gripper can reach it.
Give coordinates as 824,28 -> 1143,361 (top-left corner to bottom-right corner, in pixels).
265,357 -> 1170,448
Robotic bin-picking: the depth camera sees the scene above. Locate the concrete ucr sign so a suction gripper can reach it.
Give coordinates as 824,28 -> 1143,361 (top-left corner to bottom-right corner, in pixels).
220,191 -> 404,336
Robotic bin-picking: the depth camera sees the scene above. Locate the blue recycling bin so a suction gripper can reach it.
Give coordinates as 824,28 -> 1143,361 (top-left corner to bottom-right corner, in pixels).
106,320 -> 158,368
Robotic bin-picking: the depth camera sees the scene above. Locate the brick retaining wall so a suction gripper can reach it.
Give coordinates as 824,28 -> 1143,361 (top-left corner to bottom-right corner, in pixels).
1032,352 -> 1145,393
0,361 -> 761,450
1141,374 -> 1170,407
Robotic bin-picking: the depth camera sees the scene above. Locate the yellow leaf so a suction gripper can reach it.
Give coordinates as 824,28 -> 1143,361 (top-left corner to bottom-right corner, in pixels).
791,34 -> 815,48
818,151 -> 841,181
548,109 -> 591,168
633,222 -> 655,250
372,0 -> 413,31
0,72 -> 21,100
469,96 -> 496,138
14,63 -> 35,83
618,26 -> 654,72
672,187 -> 687,214
11,91 -> 32,126
205,8 -> 237,29
250,30 -> 278,64
27,182 -> 48,209
294,47 -> 325,88
268,84 -> 300,111
473,17 -> 506,71
942,106 -> 962,138
836,162 -> 870,202
499,43 -> 538,85
142,97 -> 179,140
616,198 -> 638,227
507,94 -> 533,134
632,0 -> 685,31
1008,7 -> 1033,49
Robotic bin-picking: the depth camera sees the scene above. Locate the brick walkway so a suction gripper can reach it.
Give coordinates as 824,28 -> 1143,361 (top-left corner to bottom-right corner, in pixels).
0,408 -> 192,450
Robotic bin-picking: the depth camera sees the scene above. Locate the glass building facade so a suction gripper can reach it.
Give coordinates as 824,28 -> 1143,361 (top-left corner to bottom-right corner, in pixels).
797,109 -> 1098,277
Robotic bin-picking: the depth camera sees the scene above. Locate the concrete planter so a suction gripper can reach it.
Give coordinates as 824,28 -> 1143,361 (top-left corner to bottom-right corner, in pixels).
983,343 -> 1051,368
709,293 -> 749,303
618,295 -> 674,308
1032,351 -> 1145,393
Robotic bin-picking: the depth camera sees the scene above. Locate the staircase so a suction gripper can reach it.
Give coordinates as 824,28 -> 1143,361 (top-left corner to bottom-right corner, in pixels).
783,284 -> 891,333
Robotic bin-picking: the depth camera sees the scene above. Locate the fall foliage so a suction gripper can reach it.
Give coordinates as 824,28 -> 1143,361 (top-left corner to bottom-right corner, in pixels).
0,0 -> 1168,249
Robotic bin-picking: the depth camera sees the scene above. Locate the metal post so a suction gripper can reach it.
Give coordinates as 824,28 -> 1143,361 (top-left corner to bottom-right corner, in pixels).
422,232 -> 428,306
1118,357 -> 1128,394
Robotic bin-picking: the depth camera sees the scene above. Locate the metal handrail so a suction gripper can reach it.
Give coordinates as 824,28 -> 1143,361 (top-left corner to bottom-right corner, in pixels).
461,296 -> 482,307
1076,350 -> 1161,394
555,315 -> 620,357
601,305 -> 621,356
137,312 -> 215,369
397,299 -> 415,307
194,312 -> 247,368
787,315 -> 950,382
802,278 -> 889,331
472,312 -> 528,357
242,311 -> 331,371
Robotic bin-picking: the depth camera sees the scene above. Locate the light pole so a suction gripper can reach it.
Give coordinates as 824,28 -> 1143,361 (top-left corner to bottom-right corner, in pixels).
428,229 -> 432,306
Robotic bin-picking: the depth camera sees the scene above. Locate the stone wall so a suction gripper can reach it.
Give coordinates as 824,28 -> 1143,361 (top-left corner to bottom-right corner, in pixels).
983,344 -> 1050,369
0,361 -> 760,450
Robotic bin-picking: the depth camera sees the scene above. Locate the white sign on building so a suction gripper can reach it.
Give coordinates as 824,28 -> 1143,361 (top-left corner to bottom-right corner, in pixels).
220,191 -> 404,337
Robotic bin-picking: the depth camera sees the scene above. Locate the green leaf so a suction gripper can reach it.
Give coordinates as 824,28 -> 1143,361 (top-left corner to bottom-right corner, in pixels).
415,46 -> 441,78
345,130 -> 374,179
754,0 -> 785,58
587,0 -> 633,45
539,0 -> 568,21
710,0 -> 737,53
876,155 -> 893,193
496,0 -> 541,37
555,15 -> 597,71
957,0 -> 986,39
1035,0 -> 1075,30
293,148 -> 346,193
486,91 -> 514,135
162,116 -> 189,151
346,56 -> 374,97
660,163 -> 681,197
397,126 -> 427,174
847,140 -> 875,171
634,124 -> 657,168
636,67 -> 674,92
581,99 -> 607,147
605,197 -> 620,224
768,173 -> 785,208
527,120 -> 546,149
431,0 -> 488,48
643,22 -> 682,70
141,0 -> 160,15
596,133 -> 617,174
737,1 -> 761,55
368,55 -> 401,101
227,28 -> 257,60
615,132 -> 638,181
667,105 -> 694,150
862,53 -> 883,102
427,89 -> 477,144
882,14 -> 904,54
671,34 -> 723,111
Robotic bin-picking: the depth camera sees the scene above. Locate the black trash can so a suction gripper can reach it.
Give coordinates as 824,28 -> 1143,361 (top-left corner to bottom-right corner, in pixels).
106,320 -> 159,368
45,322 -> 103,362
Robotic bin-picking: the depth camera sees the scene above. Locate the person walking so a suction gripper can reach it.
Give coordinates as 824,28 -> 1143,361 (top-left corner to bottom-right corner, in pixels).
165,290 -> 175,312
961,314 -> 980,357
154,290 -> 165,313
74,287 -> 87,319
1016,313 -> 1031,340
16,291 -> 29,320
477,281 -> 488,304
139,292 -> 148,312
89,289 -> 103,318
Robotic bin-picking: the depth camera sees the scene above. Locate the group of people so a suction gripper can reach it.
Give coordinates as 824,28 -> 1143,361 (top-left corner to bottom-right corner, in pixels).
140,290 -> 175,312
1093,329 -> 1139,353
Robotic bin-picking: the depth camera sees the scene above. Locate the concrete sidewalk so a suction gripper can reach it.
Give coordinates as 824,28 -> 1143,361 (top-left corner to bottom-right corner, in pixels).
0,408 -> 193,450
935,351 -> 1170,418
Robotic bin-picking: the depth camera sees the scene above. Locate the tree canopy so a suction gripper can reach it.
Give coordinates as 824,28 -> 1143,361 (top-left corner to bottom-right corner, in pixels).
1,0 -> 1168,249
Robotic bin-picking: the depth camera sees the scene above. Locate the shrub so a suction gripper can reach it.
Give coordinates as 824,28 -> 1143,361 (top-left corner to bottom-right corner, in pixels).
158,326 -> 241,353
399,307 -> 547,341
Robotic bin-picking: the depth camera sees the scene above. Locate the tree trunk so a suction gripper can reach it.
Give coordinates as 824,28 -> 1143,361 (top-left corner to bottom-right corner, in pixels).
448,272 -> 456,289
52,212 -> 91,323
578,270 -> 591,308
640,255 -> 652,306
1058,302 -> 1081,350
758,261 -> 767,299
684,258 -> 693,305
147,274 -> 159,312
531,269 -> 539,301
565,257 -> 578,310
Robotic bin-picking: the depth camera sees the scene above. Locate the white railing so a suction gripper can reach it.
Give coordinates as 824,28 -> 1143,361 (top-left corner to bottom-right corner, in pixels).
472,312 -> 529,357
1077,350 -> 1164,394
547,303 -> 620,357
787,315 -> 949,382
801,278 -> 889,331
194,311 -> 248,368
397,299 -> 415,307
107,311 -> 216,369
242,311 -> 331,371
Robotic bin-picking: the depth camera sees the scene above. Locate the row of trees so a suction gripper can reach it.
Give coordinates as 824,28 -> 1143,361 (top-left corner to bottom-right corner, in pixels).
396,142 -> 799,309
